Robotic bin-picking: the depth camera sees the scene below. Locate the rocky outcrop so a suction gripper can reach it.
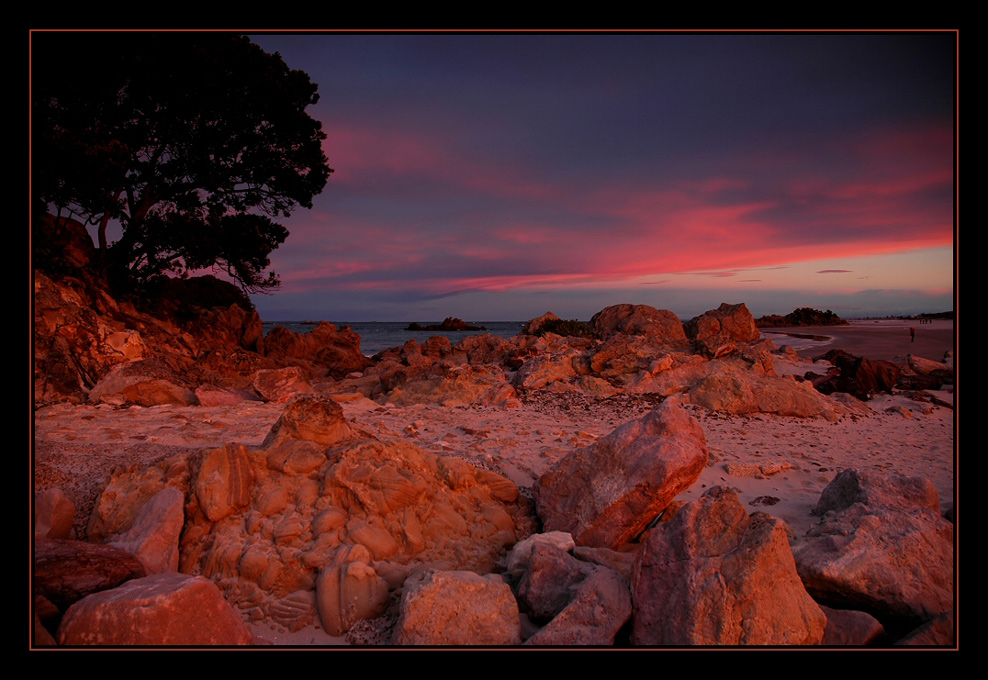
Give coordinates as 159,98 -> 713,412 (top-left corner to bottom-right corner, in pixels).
631,486 -> 827,645
792,469 -> 954,639
534,401 -> 708,549
87,395 -> 536,637
261,321 -> 373,379
56,573 -> 254,646
405,317 -> 487,332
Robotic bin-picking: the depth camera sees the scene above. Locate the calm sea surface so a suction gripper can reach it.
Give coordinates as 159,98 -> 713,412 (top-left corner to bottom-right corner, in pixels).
263,320 -> 835,358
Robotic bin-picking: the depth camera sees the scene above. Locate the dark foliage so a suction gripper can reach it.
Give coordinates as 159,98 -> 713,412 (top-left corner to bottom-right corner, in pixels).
755,308 -> 848,328
33,32 -> 331,296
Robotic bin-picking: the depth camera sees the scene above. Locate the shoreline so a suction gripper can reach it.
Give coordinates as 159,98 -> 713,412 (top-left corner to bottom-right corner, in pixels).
760,318 -> 955,363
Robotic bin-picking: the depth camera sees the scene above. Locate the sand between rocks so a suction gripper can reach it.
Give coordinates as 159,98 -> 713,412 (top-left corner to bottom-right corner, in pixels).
32,345 -> 956,646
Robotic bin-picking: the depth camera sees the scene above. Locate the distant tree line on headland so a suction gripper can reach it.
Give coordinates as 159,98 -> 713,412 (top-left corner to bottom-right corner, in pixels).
755,308 -> 849,328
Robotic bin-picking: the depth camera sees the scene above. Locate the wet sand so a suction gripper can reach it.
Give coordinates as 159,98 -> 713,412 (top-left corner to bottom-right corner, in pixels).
762,319 -> 955,364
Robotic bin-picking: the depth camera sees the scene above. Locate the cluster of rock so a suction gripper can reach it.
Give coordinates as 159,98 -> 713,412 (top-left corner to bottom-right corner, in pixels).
34,394 -> 954,647
320,301 -> 864,422
405,318 -> 487,332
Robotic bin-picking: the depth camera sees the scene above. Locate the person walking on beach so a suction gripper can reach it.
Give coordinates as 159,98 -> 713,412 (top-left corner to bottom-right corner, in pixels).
910,327 -> 916,342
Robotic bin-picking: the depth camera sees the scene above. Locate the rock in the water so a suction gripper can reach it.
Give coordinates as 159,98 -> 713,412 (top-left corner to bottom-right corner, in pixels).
534,400 -> 708,549
392,570 -> 521,645
56,572 -> 254,646
631,486 -> 826,645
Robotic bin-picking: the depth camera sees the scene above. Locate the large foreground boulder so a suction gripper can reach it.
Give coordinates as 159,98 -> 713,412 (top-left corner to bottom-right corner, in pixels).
792,470 -> 954,639
631,487 -> 827,645
533,400 -> 708,549
56,573 -> 254,646
90,395 -> 536,636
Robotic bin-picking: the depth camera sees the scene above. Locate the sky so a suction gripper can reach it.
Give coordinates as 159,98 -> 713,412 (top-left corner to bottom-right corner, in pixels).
241,31 -> 956,323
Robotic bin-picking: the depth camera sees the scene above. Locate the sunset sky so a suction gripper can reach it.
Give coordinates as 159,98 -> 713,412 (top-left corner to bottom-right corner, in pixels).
245,32 -> 956,323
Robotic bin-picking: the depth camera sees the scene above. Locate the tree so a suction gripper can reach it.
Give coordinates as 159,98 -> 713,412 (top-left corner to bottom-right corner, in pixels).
32,32 -> 331,294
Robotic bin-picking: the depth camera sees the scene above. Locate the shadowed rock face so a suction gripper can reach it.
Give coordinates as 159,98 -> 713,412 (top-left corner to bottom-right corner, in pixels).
792,469 -> 954,637
631,486 -> 827,646
533,400 -> 709,549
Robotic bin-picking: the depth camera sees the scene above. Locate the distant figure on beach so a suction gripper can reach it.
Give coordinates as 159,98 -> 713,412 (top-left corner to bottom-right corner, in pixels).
910,327 -> 916,342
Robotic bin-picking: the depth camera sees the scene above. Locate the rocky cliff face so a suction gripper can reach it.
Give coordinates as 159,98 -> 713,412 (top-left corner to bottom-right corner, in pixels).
32,216 -> 369,407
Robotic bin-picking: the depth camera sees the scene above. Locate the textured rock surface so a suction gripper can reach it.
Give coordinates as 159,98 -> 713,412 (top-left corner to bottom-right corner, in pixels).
631,487 -> 826,645
56,572 -> 254,646
392,570 -> 522,645
534,400 -> 708,548
793,470 -> 954,636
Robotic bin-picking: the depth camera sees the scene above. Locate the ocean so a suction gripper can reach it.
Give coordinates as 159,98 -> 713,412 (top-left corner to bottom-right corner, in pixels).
262,320 -> 837,358
262,321 -> 527,357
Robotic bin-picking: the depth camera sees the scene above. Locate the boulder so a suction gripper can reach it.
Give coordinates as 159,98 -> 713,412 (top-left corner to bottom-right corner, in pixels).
819,605 -> 886,646
34,537 -> 147,612
811,350 -> 901,400
588,304 -> 688,346
105,486 -> 185,574
534,400 -> 708,549
315,544 -> 390,636
515,542 -> 632,646
521,311 -> 561,335
87,358 -> 199,406
392,570 -> 521,645
792,470 -> 954,636
684,302 -> 760,355
35,488 -> 76,540
252,366 -> 315,402
56,573 -> 254,646
631,487 -> 826,645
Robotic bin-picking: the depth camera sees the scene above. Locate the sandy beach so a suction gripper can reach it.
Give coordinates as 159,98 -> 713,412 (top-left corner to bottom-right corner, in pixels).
762,318 -> 955,363
33,319 -> 956,646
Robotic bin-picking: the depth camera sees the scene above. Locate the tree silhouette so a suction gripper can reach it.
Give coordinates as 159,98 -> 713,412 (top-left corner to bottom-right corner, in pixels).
33,32 -> 331,294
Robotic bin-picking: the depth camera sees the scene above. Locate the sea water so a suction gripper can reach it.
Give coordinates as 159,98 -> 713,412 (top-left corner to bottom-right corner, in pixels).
261,321 -> 527,357
262,320 -> 837,358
